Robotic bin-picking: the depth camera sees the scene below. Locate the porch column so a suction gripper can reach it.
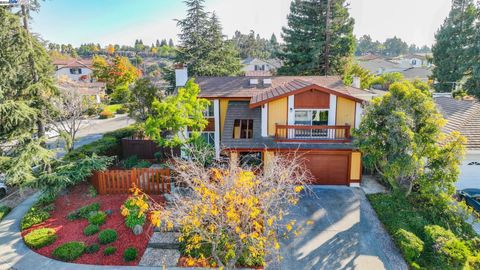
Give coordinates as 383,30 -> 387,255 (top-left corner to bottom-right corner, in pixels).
287,95 -> 295,125
355,102 -> 363,129
328,94 -> 337,125
261,104 -> 268,137
213,99 -> 220,159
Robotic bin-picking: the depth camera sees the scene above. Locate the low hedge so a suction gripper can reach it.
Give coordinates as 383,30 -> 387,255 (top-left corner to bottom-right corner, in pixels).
98,229 -> 118,245
67,202 -> 100,220
64,125 -> 137,161
0,205 -> 11,221
394,229 -> 424,263
85,244 -> 100,254
52,241 -> 85,261
24,228 -> 57,249
21,207 -> 50,230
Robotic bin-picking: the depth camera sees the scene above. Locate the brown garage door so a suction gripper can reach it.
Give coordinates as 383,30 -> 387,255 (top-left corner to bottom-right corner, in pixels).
303,153 -> 349,185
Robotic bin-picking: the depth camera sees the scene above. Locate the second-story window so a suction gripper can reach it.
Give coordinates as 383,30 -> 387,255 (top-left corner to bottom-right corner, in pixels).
233,119 -> 253,139
69,68 -> 82,75
203,104 -> 214,118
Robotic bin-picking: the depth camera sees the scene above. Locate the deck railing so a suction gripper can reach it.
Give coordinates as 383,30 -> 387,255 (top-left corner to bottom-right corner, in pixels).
275,124 -> 351,143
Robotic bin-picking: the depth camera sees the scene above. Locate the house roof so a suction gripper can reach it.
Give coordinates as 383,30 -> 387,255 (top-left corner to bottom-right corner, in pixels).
434,96 -> 480,150
356,58 -> 403,74
53,58 -> 93,69
400,67 -> 432,81
245,70 -> 273,77
195,76 -> 374,106
56,80 -> 105,95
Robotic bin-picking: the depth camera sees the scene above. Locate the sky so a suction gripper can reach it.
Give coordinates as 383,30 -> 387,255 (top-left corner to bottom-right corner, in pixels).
31,0 -> 452,48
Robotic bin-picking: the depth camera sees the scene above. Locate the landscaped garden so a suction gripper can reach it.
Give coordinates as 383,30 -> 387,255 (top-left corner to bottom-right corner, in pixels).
21,182 -> 165,266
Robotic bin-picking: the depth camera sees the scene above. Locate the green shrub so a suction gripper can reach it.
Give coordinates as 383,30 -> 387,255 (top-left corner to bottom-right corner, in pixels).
24,228 -> 57,249
85,244 -> 100,254
394,229 -> 424,263
88,185 -> 98,198
64,125 -> 136,161
88,211 -> 107,225
35,193 -> 57,207
116,107 -> 127,114
122,155 -> 151,169
123,247 -> 138,261
0,205 -> 11,221
52,241 -> 85,261
21,207 -> 50,230
99,110 -> 114,119
98,229 -> 118,244
103,246 -> 117,256
83,224 -> 100,236
122,197 -> 147,229
425,225 -> 471,268
67,202 -> 100,220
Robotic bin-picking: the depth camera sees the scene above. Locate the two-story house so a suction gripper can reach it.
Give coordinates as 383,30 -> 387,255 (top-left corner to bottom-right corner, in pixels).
53,58 -> 94,82
175,65 -> 375,186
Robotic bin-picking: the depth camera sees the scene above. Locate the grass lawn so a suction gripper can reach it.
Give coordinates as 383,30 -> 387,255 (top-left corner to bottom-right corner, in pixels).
104,104 -> 123,114
368,193 -> 478,269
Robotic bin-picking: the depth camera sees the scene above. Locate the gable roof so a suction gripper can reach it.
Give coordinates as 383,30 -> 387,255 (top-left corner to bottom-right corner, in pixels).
53,58 -> 93,69
435,96 -> 480,150
195,76 -> 374,106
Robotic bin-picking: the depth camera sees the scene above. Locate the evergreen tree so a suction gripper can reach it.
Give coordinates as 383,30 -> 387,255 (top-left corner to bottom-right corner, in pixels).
432,0 -> 477,92
156,39 -> 161,47
0,7 -> 55,186
383,36 -> 408,57
279,0 -> 355,75
160,39 -> 167,47
175,0 -> 241,76
168,38 -> 174,47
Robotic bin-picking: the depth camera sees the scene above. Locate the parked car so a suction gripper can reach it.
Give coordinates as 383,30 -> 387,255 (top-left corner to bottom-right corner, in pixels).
0,174 -> 7,199
458,189 -> 480,213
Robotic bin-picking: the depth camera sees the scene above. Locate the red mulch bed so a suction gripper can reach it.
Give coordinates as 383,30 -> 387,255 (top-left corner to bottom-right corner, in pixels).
21,183 -> 165,266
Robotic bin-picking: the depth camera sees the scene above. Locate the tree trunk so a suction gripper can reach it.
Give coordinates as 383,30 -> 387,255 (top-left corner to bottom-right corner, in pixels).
21,5 -> 45,141
324,0 -> 332,76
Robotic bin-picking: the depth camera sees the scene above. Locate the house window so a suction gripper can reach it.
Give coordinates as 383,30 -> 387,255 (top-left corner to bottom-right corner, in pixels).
254,65 -> 266,71
233,119 -> 253,139
69,68 -> 82,75
203,104 -> 214,118
200,132 -> 215,146
294,110 -> 329,137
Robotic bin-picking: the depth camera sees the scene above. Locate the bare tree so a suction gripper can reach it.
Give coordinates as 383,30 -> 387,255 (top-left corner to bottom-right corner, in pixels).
141,148 -> 312,269
47,86 -> 90,152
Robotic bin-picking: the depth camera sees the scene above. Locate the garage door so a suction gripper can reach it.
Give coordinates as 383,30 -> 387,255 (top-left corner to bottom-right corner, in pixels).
303,153 -> 349,185
457,154 -> 480,190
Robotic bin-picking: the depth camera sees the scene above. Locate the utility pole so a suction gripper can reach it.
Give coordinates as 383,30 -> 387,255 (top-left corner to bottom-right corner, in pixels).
324,0 -> 332,76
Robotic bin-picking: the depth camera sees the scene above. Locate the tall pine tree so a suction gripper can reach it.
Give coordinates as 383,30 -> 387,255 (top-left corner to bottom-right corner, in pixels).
432,0 -> 477,92
175,0 -> 241,76
279,0 -> 355,75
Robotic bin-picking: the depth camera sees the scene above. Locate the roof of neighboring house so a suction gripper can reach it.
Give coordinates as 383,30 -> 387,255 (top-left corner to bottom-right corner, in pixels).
53,58 -> 94,69
56,80 -> 105,95
195,76 -> 374,106
400,67 -> 432,81
434,96 -> 480,150
241,57 -> 282,69
356,58 -> 403,74
244,70 -> 273,76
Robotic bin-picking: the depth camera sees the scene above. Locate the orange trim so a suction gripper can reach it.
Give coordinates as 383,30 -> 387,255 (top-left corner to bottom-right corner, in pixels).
249,84 -> 364,108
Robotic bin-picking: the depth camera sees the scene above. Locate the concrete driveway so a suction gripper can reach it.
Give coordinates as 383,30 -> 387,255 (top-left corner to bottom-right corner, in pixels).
275,187 -> 408,270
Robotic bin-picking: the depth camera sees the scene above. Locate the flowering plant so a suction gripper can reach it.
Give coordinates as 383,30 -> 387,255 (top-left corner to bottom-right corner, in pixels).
120,186 -> 149,229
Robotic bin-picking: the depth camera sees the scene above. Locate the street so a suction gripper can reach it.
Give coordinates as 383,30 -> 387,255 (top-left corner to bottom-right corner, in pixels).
47,114 -> 135,158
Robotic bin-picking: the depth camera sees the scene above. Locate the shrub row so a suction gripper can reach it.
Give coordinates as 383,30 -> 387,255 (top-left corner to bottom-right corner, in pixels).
24,228 -> 57,249
64,125 -> 137,161
88,211 -> 107,225
21,207 -> 51,230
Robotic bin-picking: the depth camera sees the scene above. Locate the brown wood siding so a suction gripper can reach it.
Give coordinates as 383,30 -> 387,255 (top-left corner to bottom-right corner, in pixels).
294,89 -> 330,109
204,118 -> 215,131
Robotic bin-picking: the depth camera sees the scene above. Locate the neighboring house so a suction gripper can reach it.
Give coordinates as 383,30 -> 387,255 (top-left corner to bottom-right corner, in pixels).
241,57 -> 283,76
56,79 -> 106,103
356,57 -> 405,75
434,94 -> 480,190
176,65 -> 376,186
400,67 -> 433,82
53,58 -> 94,82
392,53 -> 432,68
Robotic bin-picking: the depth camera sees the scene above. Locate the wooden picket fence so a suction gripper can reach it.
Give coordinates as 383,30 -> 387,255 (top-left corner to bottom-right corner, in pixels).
91,168 -> 171,195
